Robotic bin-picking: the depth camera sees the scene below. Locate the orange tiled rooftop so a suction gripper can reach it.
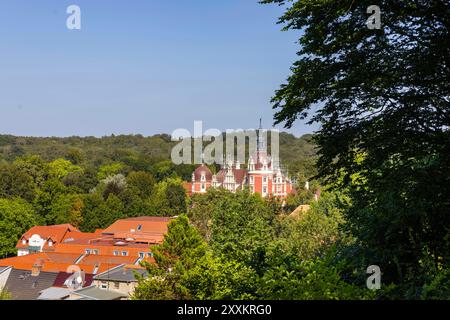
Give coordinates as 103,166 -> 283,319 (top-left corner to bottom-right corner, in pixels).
0,216 -> 171,274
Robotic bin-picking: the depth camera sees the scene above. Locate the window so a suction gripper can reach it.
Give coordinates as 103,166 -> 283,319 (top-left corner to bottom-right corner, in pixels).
201,183 -> 206,191
122,251 -> 128,256
147,252 -> 153,258
139,252 -> 145,259
263,176 -> 267,183
93,249 -> 99,255
113,250 -> 119,256
263,186 -> 267,193
48,240 -> 53,247
85,249 -> 91,254
100,282 -> 108,290
250,176 -> 254,183
201,174 -> 206,182
137,224 -> 142,231
113,282 -> 120,290
22,239 -> 26,245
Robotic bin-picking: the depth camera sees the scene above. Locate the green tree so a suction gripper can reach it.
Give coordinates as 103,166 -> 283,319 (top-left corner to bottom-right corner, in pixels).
0,287 -> 11,300
79,193 -> 105,232
270,192 -> 348,265
100,174 -> 127,200
133,215 -> 207,300
80,193 -> 125,232
48,158 -> 82,180
263,0 -> 449,297
62,166 -> 98,193
190,189 -> 276,273
66,148 -> 84,165
151,160 -> 177,181
32,178 -> 70,224
127,171 -> 155,199
97,163 -> 125,180
258,252 -> 373,300
13,155 -> 48,188
133,215 -> 257,300
48,194 -> 84,227
183,252 -> 257,300
147,178 -> 187,217
166,182 -> 187,215
0,198 -> 37,257
0,163 -> 36,201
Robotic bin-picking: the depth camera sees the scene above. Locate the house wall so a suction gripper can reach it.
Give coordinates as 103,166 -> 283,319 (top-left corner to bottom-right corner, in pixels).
93,279 -> 137,296
17,249 -> 29,257
55,243 -> 150,258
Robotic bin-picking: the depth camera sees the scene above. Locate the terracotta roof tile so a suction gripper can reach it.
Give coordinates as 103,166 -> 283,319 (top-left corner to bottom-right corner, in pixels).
102,216 -> 171,235
193,164 -> 213,182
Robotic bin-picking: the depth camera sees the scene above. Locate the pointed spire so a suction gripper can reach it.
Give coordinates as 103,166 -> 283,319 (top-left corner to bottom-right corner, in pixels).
257,119 -> 266,153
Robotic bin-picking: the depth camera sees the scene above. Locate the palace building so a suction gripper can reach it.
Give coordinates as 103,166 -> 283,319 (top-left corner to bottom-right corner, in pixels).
187,123 -> 294,198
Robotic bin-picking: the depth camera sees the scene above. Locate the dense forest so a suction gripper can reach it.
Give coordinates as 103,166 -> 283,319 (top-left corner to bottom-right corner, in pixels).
0,132 -> 317,179
0,132 -> 317,254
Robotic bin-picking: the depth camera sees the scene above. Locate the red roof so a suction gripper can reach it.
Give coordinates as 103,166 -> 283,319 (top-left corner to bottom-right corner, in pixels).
0,252 -> 135,275
193,164 -> 213,182
53,272 -> 94,288
215,168 -> 247,185
102,217 -> 171,235
80,254 -> 138,266
17,224 -> 79,249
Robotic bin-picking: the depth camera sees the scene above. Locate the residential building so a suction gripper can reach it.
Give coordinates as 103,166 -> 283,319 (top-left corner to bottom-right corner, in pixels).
3,268 -> 59,300
93,264 -> 147,297
0,216 -> 171,300
67,285 -> 127,300
16,224 -> 79,256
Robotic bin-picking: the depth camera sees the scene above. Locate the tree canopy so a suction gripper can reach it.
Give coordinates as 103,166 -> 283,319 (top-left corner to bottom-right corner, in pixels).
262,0 -> 449,297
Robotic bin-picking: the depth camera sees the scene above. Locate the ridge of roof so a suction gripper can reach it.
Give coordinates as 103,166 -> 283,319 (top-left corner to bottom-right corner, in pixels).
93,263 -> 126,278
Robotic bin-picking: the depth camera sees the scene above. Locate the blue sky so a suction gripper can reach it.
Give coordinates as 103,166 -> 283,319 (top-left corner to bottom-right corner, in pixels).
0,0 -> 318,137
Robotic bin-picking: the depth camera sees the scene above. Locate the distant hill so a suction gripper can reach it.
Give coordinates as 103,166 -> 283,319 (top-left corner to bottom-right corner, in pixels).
0,132 -> 317,179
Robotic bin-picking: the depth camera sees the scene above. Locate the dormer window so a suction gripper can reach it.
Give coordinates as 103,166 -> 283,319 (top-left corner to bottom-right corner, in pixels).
201,173 -> 206,181
48,240 -> 53,247
137,224 -> 142,231
22,239 -> 27,245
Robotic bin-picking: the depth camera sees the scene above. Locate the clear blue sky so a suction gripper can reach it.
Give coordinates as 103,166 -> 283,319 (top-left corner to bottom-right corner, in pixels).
0,0 -> 318,137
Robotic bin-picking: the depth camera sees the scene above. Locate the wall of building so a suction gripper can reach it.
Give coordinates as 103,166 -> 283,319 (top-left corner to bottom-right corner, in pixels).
93,279 -> 137,296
